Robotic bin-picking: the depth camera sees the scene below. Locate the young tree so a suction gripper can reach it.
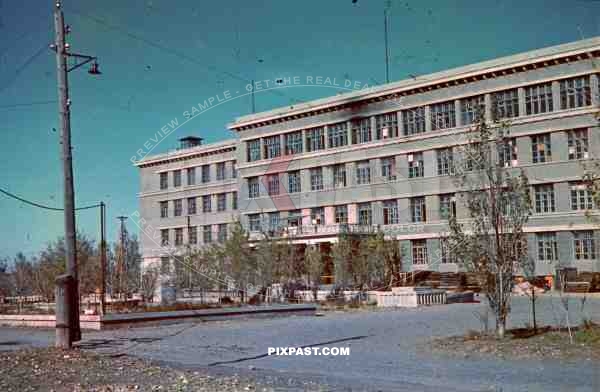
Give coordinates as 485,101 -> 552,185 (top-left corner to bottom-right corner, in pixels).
448,114 -> 532,338
352,239 -> 371,290
331,234 -> 352,290
110,232 -> 142,296
0,257 -> 12,297
12,253 -> 33,298
522,256 -> 539,333
305,245 -> 323,301
220,222 -> 255,302
140,265 -> 160,302
254,235 -> 282,289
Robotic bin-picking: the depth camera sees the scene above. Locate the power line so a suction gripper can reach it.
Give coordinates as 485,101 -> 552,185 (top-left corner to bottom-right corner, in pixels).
0,43 -> 49,94
66,8 -> 303,106
0,187 -> 100,212
0,100 -> 57,110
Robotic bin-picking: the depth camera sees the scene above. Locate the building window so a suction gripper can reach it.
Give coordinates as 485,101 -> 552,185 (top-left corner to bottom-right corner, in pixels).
266,175 -> 279,196
375,112 -> 398,139
408,152 -> 424,178
310,168 -> 323,191
461,95 -> 485,125
160,229 -> 169,246
462,142 -> 483,172
203,225 -> 212,243
216,162 -> 225,180
248,139 -> 261,162
231,162 -> 237,178
333,164 -> 347,188
356,161 -> 371,185
160,256 -> 170,275
232,192 -> 238,210
160,201 -> 168,218
187,197 -> 196,215
306,127 -> 325,152
201,195 -> 212,213
311,207 -> 324,225
383,200 -> 398,225
264,135 -> 281,159
570,182 -> 594,211
412,240 -> 428,265
217,193 -> 226,211
217,224 -> 227,243
537,232 -> 557,262
560,76 -> 591,109
531,133 -> 552,164
439,194 -> 456,220
160,172 -> 168,190
574,231 -> 596,260
497,137 -> 517,168
437,148 -> 454,176
188,226 -> 197,245
288,171 -> 301,193
248,214 -> 261,232
173,170 -> 182,187
187,167 -> 196,186
567,129 -> 589,160
403,106 -> 426,135
174,228 -> 183,246
268,212 -> 280,232
492,89 -> 519,120
335,205 -> 348,224
440,238 -> 455,264
248,177 -> 260,198
173,199 -> 182,217
525,83 -> 553,115
381,157 -> 395,181
411,197 -> 426,223
430,101 -> 456,130
358,203 -> 372,225
285,131 -> 303,155
287,210 -> 302,227
201,165 -> 210,183
352,118 -> 371,144
534,184 -> 555,213
328,122 -> 348,148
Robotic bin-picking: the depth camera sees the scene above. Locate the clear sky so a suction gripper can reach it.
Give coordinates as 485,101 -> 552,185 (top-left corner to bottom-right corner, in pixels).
0,0 -> 599,259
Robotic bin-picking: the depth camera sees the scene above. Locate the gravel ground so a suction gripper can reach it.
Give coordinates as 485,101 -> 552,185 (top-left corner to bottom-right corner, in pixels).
2,294 -> 600,391
0,347 -> 327,391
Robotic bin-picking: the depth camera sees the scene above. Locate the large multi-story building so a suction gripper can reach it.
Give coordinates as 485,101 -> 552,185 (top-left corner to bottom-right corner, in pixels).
137,37 -> 600,288
135,137 -> 239,277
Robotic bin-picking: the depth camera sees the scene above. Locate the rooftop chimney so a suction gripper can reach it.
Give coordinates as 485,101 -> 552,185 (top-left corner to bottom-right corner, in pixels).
179,136 -> 203,149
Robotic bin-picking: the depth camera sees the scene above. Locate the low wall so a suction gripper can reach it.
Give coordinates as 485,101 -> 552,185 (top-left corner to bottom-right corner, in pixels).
373,288 -> 447,308
0,304 -> 316,330
0,314 -> 101,330
294,290 -> 363,302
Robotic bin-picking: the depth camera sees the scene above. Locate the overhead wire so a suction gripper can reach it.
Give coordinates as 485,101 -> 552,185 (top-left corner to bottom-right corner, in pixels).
0,187 -> 100,211
65,7 -> 304,106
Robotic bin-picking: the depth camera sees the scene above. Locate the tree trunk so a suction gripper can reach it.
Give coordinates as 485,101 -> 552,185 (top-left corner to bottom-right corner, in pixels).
532,287 -> 537,333
497,320 -> 505,339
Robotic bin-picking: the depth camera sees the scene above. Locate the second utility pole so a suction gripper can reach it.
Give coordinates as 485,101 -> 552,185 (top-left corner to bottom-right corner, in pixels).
54,0 -> 80,345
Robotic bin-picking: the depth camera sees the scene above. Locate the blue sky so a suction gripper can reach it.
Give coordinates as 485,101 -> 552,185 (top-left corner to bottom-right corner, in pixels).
0,0 -> 599,259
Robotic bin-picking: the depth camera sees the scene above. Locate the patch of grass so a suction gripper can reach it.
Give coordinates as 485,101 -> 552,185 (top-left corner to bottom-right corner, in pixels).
574,325 -> 600,345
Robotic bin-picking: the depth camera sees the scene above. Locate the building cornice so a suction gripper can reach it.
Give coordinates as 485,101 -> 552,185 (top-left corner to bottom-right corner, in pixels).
228,37 -> 600,132
135,139 -> 238,168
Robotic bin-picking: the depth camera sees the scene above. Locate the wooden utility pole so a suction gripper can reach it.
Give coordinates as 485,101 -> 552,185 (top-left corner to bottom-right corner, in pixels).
54,0 -> 79,347
100,202 -> 106,315
116,216 -> 128,298
52,0 -> 100,348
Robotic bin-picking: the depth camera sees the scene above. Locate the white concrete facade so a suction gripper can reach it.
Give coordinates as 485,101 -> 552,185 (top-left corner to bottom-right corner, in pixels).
137,37 -> 600,281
